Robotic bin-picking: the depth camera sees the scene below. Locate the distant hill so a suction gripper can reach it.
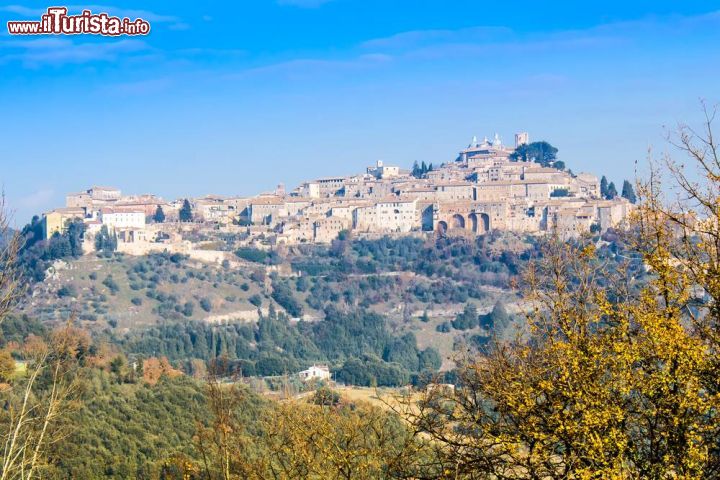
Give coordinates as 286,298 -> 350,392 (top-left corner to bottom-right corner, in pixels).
16,234 -> 540,378
16,231 -> 645,378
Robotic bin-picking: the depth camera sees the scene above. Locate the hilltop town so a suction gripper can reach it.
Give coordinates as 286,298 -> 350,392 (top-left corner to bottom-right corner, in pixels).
40,133 -> 632,255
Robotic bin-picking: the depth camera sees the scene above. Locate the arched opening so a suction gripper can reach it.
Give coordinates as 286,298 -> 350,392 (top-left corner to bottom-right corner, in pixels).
421,206 -> 434,231
451,214 -> 465,230
480,213 -> 490,233
436,221 -> 448,235
469,213 -> 478,233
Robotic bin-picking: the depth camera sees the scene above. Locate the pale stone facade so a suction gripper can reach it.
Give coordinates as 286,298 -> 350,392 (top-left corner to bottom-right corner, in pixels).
367,160 -> 401,179
314,217 -> 350,243
249,196 -> 285,225
100,208 -> 146,230
52,131 -> 632,248
353,198 -> 418,233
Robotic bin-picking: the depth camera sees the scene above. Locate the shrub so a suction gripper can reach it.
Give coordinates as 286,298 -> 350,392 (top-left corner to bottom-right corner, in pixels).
57,284 -> 78,298
199,298 -> 212,313
271,281 -> 303,317
312,387 -> 341,406
451,303 -> 478,330
235,248 -> 268,263
248,294 -> 262,307
102,275 -> 120,295
436,322 -> 451,333
0,350 -> 16,382
418,347 -> 442,371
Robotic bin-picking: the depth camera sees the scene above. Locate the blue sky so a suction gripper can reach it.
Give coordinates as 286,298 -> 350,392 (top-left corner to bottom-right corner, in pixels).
1,1 -> 719,224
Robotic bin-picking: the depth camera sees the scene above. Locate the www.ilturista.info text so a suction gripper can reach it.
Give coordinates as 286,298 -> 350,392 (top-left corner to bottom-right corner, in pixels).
7,7 -> 150,35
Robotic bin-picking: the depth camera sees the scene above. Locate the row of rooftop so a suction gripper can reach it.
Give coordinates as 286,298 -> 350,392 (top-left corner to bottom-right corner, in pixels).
41,132 -> 632,251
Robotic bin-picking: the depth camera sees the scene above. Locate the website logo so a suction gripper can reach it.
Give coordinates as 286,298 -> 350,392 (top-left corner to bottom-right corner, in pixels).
7,7 -> 151,36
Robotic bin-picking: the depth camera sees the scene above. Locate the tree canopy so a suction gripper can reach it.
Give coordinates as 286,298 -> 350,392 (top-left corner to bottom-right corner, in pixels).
94,225 -> 117,254
411,161 -> 433,178
509,141 -> 559,167
179,199 -> 193,222
622,179 -> 637,203
153,205 -> 165,223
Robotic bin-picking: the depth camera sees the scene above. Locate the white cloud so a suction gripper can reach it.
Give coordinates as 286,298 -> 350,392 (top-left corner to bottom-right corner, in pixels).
0,4 -> 43,16
228,52 -> 392,79
357,10 -> 720,60
361,26 -> 513,50
0,37 -> 149,67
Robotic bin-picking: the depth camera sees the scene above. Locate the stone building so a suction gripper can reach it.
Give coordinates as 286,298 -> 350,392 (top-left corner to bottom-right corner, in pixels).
314,217 -> 351,243
54,130 -> 632,248
42,207 -> 86,239
249,196 -> 285,225
99,207 -> 146,230
353,198 -> 418,233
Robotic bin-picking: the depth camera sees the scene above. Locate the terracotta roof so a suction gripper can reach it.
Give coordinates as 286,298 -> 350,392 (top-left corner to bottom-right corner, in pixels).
48,207 -> 85,215
250,196 -> 284,205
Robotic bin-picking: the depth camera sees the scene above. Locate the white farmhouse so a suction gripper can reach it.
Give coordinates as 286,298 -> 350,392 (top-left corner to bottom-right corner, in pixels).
298,364 -> 331,382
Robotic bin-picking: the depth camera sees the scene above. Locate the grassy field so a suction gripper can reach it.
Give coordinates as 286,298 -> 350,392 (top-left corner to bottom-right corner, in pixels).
335,385 -> 415,411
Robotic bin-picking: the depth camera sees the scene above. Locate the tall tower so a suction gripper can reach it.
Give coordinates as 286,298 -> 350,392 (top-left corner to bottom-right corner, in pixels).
515,132 -> 529,148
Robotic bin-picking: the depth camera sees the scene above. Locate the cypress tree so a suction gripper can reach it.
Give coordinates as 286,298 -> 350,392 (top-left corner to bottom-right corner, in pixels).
621,180 -> 637,203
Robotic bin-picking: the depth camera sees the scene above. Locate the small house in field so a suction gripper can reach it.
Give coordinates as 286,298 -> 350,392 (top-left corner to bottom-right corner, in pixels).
298,364 -> 330,382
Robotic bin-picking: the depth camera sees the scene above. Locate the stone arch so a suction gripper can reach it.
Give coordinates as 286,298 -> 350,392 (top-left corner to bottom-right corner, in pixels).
469,213 -> 478,233
421,205 -> 434,231
479,213 -> 490,233
451,214 -> 465,230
